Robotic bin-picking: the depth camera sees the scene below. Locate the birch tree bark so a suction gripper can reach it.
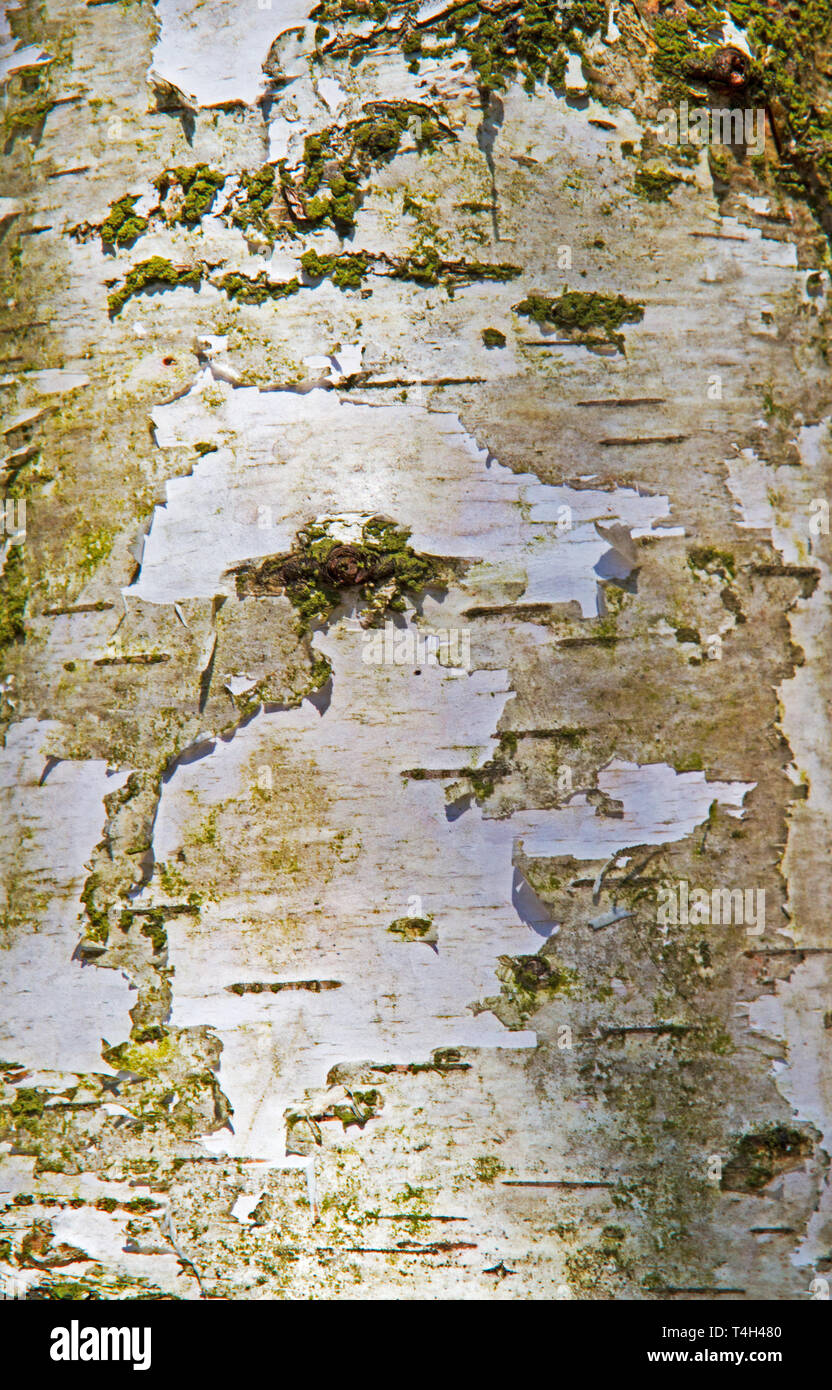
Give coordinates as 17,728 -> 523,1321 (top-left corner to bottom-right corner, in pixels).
1,0 -> 831,1300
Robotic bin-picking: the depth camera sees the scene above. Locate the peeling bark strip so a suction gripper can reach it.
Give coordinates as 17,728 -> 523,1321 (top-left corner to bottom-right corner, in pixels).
0,0 -> 831,1305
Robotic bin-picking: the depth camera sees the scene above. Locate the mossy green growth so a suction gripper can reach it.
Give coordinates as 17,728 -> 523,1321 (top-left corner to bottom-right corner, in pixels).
291,103 -> 445,231
727,0 -> 832,224
650,1 -> 731,99
392,248 -> 521,289
388,915 -> 434,940
481,950 -> 577,1026
634,167 -> 685,202
304,194 -> 330,221
687,546 -> 736,580
472,261 -> 525,282
154,165 -> 226,223
481,326 -> 506,348
361,517 -> 435,592
139,909 -> 168,956
474,1154 -> 505,1183
708,146 -> 732,185
0,545 -> 29,650
300,249 -> 368,289
761,386 -> 794,422
649,0 -> 832,233
103,1033 -> 174,1075
352,116 -> 403,160
29,1281 -> 96,1300
232,164 -> 277,238
721,1124 -> 812,1192
124,1197 -> 162,1213
330,1088 -> 383,1129
456,258 -> 521,284
100,195 -> 149,248
651,11 -> 710,98
372,0 -> 607,95
671,622 -> 701,645
79,525 -> 114,576
2,87 -> 52,146
466,754 -> 509,803
394,244 -> 441,285
514,288 -> 645,350
80,872 -> 111,944
10,1087 -> 46,1122
216,271 -> 300,304
293,131 -> 367,230
499,953 -> 573,997
513,291 -> 554,320
108,257 -> 202,316
234,516 -> 438,630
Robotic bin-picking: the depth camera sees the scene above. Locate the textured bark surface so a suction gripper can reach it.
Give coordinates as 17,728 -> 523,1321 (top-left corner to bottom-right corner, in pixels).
1,0 -> 831,1300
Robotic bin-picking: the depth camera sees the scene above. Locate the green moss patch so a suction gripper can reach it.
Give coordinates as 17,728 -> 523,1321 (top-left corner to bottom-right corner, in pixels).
633,167 -> 686,202
311,0 -> 606,96
474,950 -> 577,1027
300,249 -> 369,289
2,78 -> 52,149
721,1124 -> 813,1192
390,247 -> 521,289
216,270 -> 300,305
154,165 -> 226,223
10,1086 -> 46,1122
474,1155 -> 505,1183
652,8 -> 719,99
107,257 -> 203,317
285,102 -> 447,233
650,1 -> 832,237
79,876 -> 106,944
687,546 -> 736,581
481,327 -> 506,348
28,1280 -> 97,1300
100,195 -> 149,248
728,0 -> 832,220
514,288 -> 645,351
0,545 -> 29,650
79,525 -> 115,576
388,915 -> 434,941
328,1088 -> 384,1130
466,753 -> 510,803
233,517 -> 438,629
232,164 -> 278,238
